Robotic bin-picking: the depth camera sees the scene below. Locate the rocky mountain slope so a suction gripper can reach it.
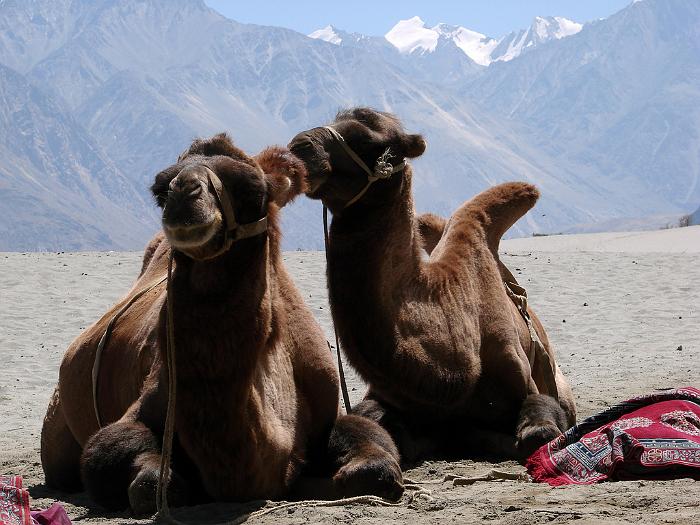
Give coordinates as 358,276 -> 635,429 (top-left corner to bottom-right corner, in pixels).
1,0 -> 698,250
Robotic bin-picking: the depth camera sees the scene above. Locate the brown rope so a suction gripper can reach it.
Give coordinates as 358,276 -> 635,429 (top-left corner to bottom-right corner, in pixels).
324,205 -> 352,415
156,251 -> 177,519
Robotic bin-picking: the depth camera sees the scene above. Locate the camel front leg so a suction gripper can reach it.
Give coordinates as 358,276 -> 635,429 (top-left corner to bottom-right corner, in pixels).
80,385 -> 190,515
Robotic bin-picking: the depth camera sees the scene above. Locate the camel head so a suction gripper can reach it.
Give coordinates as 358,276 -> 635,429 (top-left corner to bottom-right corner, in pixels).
288,107 -> 426,212
151,133 -> 307,259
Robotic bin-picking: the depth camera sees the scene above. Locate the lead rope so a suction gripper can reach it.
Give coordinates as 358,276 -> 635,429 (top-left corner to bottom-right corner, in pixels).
156,251 -> 177,520
324,205 -> 352,414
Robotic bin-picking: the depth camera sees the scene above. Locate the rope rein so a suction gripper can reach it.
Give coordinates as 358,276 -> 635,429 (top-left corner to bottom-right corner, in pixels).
156,251 -> 177,519
319,126 -> 408,415
324,205 -> 352,414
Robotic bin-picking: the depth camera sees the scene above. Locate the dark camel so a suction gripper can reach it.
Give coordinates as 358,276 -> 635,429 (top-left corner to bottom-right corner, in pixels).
40,134 -> 402,515
289,108 -> 576,464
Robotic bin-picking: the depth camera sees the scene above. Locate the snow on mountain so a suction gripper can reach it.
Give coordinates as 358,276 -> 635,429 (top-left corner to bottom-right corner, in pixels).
492,16 -> 583,63
468,0 -> 700,218
383,16 -> 499,66
308,25 -> 342,45
347,14 -> 581,66
384,16 -> 440,55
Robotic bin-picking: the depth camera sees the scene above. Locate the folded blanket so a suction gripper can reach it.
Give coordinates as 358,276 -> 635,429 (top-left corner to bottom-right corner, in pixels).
0,475 -> 31,525
527,387 -> 700,485
31,503 -> 71,525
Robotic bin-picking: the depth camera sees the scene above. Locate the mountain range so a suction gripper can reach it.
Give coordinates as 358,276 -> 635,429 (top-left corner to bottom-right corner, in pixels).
0,0 -> 698,251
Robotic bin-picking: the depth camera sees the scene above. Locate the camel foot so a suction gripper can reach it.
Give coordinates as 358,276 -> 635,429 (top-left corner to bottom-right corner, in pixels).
333,454 -> 404,501
515,394 -> 567,460
515,422 -> 561,459
128,466 -> 188,517
328,413 -> 404,501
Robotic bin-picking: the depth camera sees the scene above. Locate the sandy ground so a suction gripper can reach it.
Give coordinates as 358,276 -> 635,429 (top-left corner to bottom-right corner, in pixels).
1,226 -> 699,524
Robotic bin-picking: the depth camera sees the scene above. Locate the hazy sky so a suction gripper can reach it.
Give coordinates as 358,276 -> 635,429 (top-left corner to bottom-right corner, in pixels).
204,0 -> 633,38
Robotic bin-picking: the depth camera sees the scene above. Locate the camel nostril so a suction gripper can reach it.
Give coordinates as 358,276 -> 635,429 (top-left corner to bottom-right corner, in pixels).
187,185 -> 202,198
168,176 -> 204,201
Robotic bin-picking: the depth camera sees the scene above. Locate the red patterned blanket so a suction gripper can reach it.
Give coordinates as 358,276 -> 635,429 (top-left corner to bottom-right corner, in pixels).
527,387 -> 700,485
0,476 -> 31,525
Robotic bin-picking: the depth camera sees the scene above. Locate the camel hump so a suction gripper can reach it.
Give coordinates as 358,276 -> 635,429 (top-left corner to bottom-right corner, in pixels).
466,182 -> 539,254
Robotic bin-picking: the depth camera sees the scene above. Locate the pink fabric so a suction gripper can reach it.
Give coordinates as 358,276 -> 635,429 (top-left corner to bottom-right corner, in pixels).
0,476 -> 31,525
528,387 -> 700,485
30,504 -> 71,525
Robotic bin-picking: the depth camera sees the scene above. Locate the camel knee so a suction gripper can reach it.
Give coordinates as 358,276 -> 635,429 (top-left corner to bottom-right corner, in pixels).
515,394 -> 568,460
81,421 -> 161,511
329,414 -> 403,501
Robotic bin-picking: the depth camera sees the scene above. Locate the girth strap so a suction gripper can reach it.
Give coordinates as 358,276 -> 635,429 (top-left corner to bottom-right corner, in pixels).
504,280 -> 559,401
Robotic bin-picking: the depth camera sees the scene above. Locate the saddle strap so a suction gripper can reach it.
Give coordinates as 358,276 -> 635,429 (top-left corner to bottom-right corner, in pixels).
92,274 -> 167,428
504,280 -> 560,401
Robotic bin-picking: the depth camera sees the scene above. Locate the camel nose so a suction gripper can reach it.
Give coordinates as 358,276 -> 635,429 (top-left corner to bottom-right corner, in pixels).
169,169 -> 205,201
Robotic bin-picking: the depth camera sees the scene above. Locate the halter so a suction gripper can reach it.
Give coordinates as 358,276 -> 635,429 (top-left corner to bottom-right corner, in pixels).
178,166 -> 268,261
323,126 -> 407,208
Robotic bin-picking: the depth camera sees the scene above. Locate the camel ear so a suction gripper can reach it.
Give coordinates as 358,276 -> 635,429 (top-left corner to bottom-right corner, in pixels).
402,133 -> 426,158
256,146 -> 309,207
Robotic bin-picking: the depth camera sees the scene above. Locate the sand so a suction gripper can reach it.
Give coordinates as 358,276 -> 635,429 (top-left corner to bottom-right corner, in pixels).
1,226 -> 698,524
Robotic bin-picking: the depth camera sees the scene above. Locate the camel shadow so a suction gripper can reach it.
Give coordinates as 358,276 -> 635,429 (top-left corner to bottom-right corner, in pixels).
27,483 -> 267,525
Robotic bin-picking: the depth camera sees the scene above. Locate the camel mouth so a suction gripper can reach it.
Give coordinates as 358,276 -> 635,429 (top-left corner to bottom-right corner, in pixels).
162,216 -> 221,250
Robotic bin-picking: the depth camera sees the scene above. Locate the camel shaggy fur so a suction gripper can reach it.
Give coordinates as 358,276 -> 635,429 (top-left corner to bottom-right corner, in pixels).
40,134 -> 402,515
289,108 -> 576,463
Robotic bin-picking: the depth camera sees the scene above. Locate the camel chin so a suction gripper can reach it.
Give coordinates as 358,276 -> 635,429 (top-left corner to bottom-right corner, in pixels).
163,219 -> 219,250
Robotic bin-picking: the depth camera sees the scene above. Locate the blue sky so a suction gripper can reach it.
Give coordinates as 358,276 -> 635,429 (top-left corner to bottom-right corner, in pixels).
204,0 -> 632,37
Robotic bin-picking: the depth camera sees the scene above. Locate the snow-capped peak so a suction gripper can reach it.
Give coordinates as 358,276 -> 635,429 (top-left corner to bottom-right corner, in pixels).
308,25 -> 342,45
385,17 -> 498,65
433,23 -> 499,66
492,16 -> 582,63
385,16 -> 439,55
533,16 -> 582,40
384,15 -> 581,66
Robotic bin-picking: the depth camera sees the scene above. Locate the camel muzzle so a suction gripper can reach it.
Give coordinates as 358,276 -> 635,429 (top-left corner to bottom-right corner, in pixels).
162,164 -> 269,260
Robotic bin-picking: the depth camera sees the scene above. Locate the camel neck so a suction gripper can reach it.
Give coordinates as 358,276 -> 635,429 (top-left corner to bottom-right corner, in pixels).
168,235 -> 279,382
325,172 -> 423,382
328,172 -> 421,288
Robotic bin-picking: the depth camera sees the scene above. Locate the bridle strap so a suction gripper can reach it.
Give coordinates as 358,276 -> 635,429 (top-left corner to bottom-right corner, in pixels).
324,126 -> 375,179
322,126 -> 407,209
183,167 -> 268,261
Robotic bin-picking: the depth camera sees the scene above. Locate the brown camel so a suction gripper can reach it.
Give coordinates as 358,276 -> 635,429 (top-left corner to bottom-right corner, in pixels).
40,133 -> 402,515
289,108 -> 576,463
